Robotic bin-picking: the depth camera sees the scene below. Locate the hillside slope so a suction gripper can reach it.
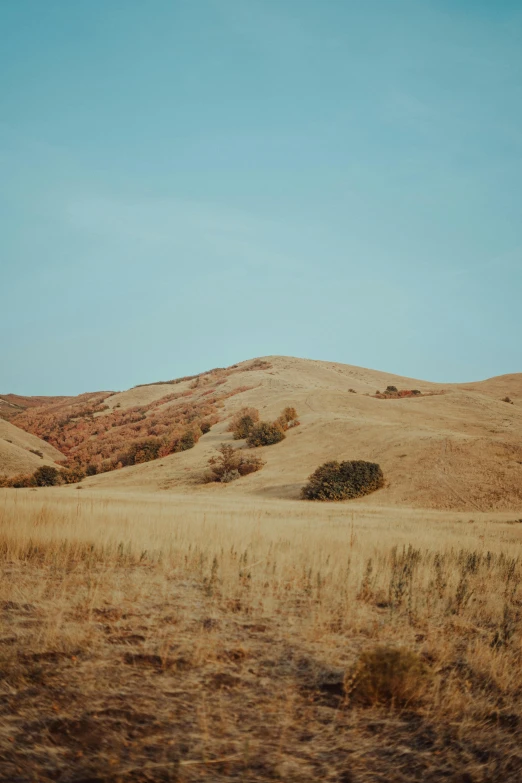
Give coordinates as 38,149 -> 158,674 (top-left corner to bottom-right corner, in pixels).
77,356 -> 522,512
0,419 -> 65,476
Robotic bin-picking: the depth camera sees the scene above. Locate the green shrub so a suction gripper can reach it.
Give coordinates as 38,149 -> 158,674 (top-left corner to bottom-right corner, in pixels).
228,407 -> 260,439
178,429 -> 198,451
247,421 -> 285,447
118,439 -> 161,466
33,465 -> 60,487
344,646 -> 430,708
233,414 -> 258,440
301,460 -> 384,501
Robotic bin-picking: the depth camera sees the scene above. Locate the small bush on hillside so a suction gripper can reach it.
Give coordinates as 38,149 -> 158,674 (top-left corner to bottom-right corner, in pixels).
178,429 -> 198,451
247,421 -> 285,447
411,389 -> 421,396
220,469 -> 240,483
502,396 -> 514,404
207,443 -> 265,483
119,439 -> 161,466
60,467 -> 86,484
233,414 -> 258,440
301,460 -> 384,501
344,646 -> 430,708
85,464 -> 98,476
228,407 -> 260,439
386,386 -> 398,394
33,465 -> 60,487
277,406 -> 300,431
200,420 -> 213,434
29,449 -> 44,458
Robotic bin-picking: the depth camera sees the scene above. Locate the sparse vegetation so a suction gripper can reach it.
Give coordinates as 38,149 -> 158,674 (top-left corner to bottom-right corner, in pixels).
302,460 -> 384,501
502,396 -> 514,404
344,645 -> 430,708
0,492 -> 521,781
207,443 -> 265,483
276,406 -> 300,431
373,388 -> 438,399
29,449 -> 43,458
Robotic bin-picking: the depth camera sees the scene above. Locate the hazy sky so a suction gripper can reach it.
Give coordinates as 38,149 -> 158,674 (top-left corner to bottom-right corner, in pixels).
1,0 -> 521,394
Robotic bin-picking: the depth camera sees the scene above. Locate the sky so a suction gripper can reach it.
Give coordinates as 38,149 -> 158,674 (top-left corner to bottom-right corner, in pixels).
1,0 -> 521,395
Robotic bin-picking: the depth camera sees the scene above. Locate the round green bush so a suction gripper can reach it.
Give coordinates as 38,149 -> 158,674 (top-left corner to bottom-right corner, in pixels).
33,465 -> 60,487
246,421 -> 285,447
301,460 -> 384,501
233,414 -> 258,440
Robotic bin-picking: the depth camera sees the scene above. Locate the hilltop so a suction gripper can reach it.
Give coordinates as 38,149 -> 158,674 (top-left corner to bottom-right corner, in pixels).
1,356 -> 521,510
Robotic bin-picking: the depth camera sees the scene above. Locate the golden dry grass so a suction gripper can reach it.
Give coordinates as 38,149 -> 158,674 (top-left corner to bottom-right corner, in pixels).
1,489 -> 522,782
0,419 -> 64,478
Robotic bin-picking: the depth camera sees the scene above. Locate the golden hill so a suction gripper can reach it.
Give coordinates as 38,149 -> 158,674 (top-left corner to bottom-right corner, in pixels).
43,355 -> 520,512
0,418 -> 65,476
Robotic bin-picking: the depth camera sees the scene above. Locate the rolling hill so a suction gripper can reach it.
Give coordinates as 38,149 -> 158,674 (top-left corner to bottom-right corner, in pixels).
0,418 -> 65,476
2,356 -> 521,510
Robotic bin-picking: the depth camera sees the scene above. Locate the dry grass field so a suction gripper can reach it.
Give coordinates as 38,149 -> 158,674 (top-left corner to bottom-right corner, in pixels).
1,488 -> 522,782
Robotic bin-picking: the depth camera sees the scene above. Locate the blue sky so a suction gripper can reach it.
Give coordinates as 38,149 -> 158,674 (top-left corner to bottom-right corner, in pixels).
1,0 -> 521,394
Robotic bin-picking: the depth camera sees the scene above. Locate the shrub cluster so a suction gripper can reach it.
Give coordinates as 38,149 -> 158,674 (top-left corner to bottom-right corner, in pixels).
0,464 -> 86,488
228,407 -> 260,440
374,388 -> 427,399
245,407 -> 300,447
8,380 -> 257,477
301,460 -> 384,501
277,407 -> 300,431
207,444 -> 265,483
247,421 -> 285,447
4,361 -> 274,484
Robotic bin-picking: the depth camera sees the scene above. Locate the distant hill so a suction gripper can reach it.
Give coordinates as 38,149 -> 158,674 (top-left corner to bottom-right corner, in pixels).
2,356 -> 521,510
0,418 -> 65,477
0,393 -> 73,421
